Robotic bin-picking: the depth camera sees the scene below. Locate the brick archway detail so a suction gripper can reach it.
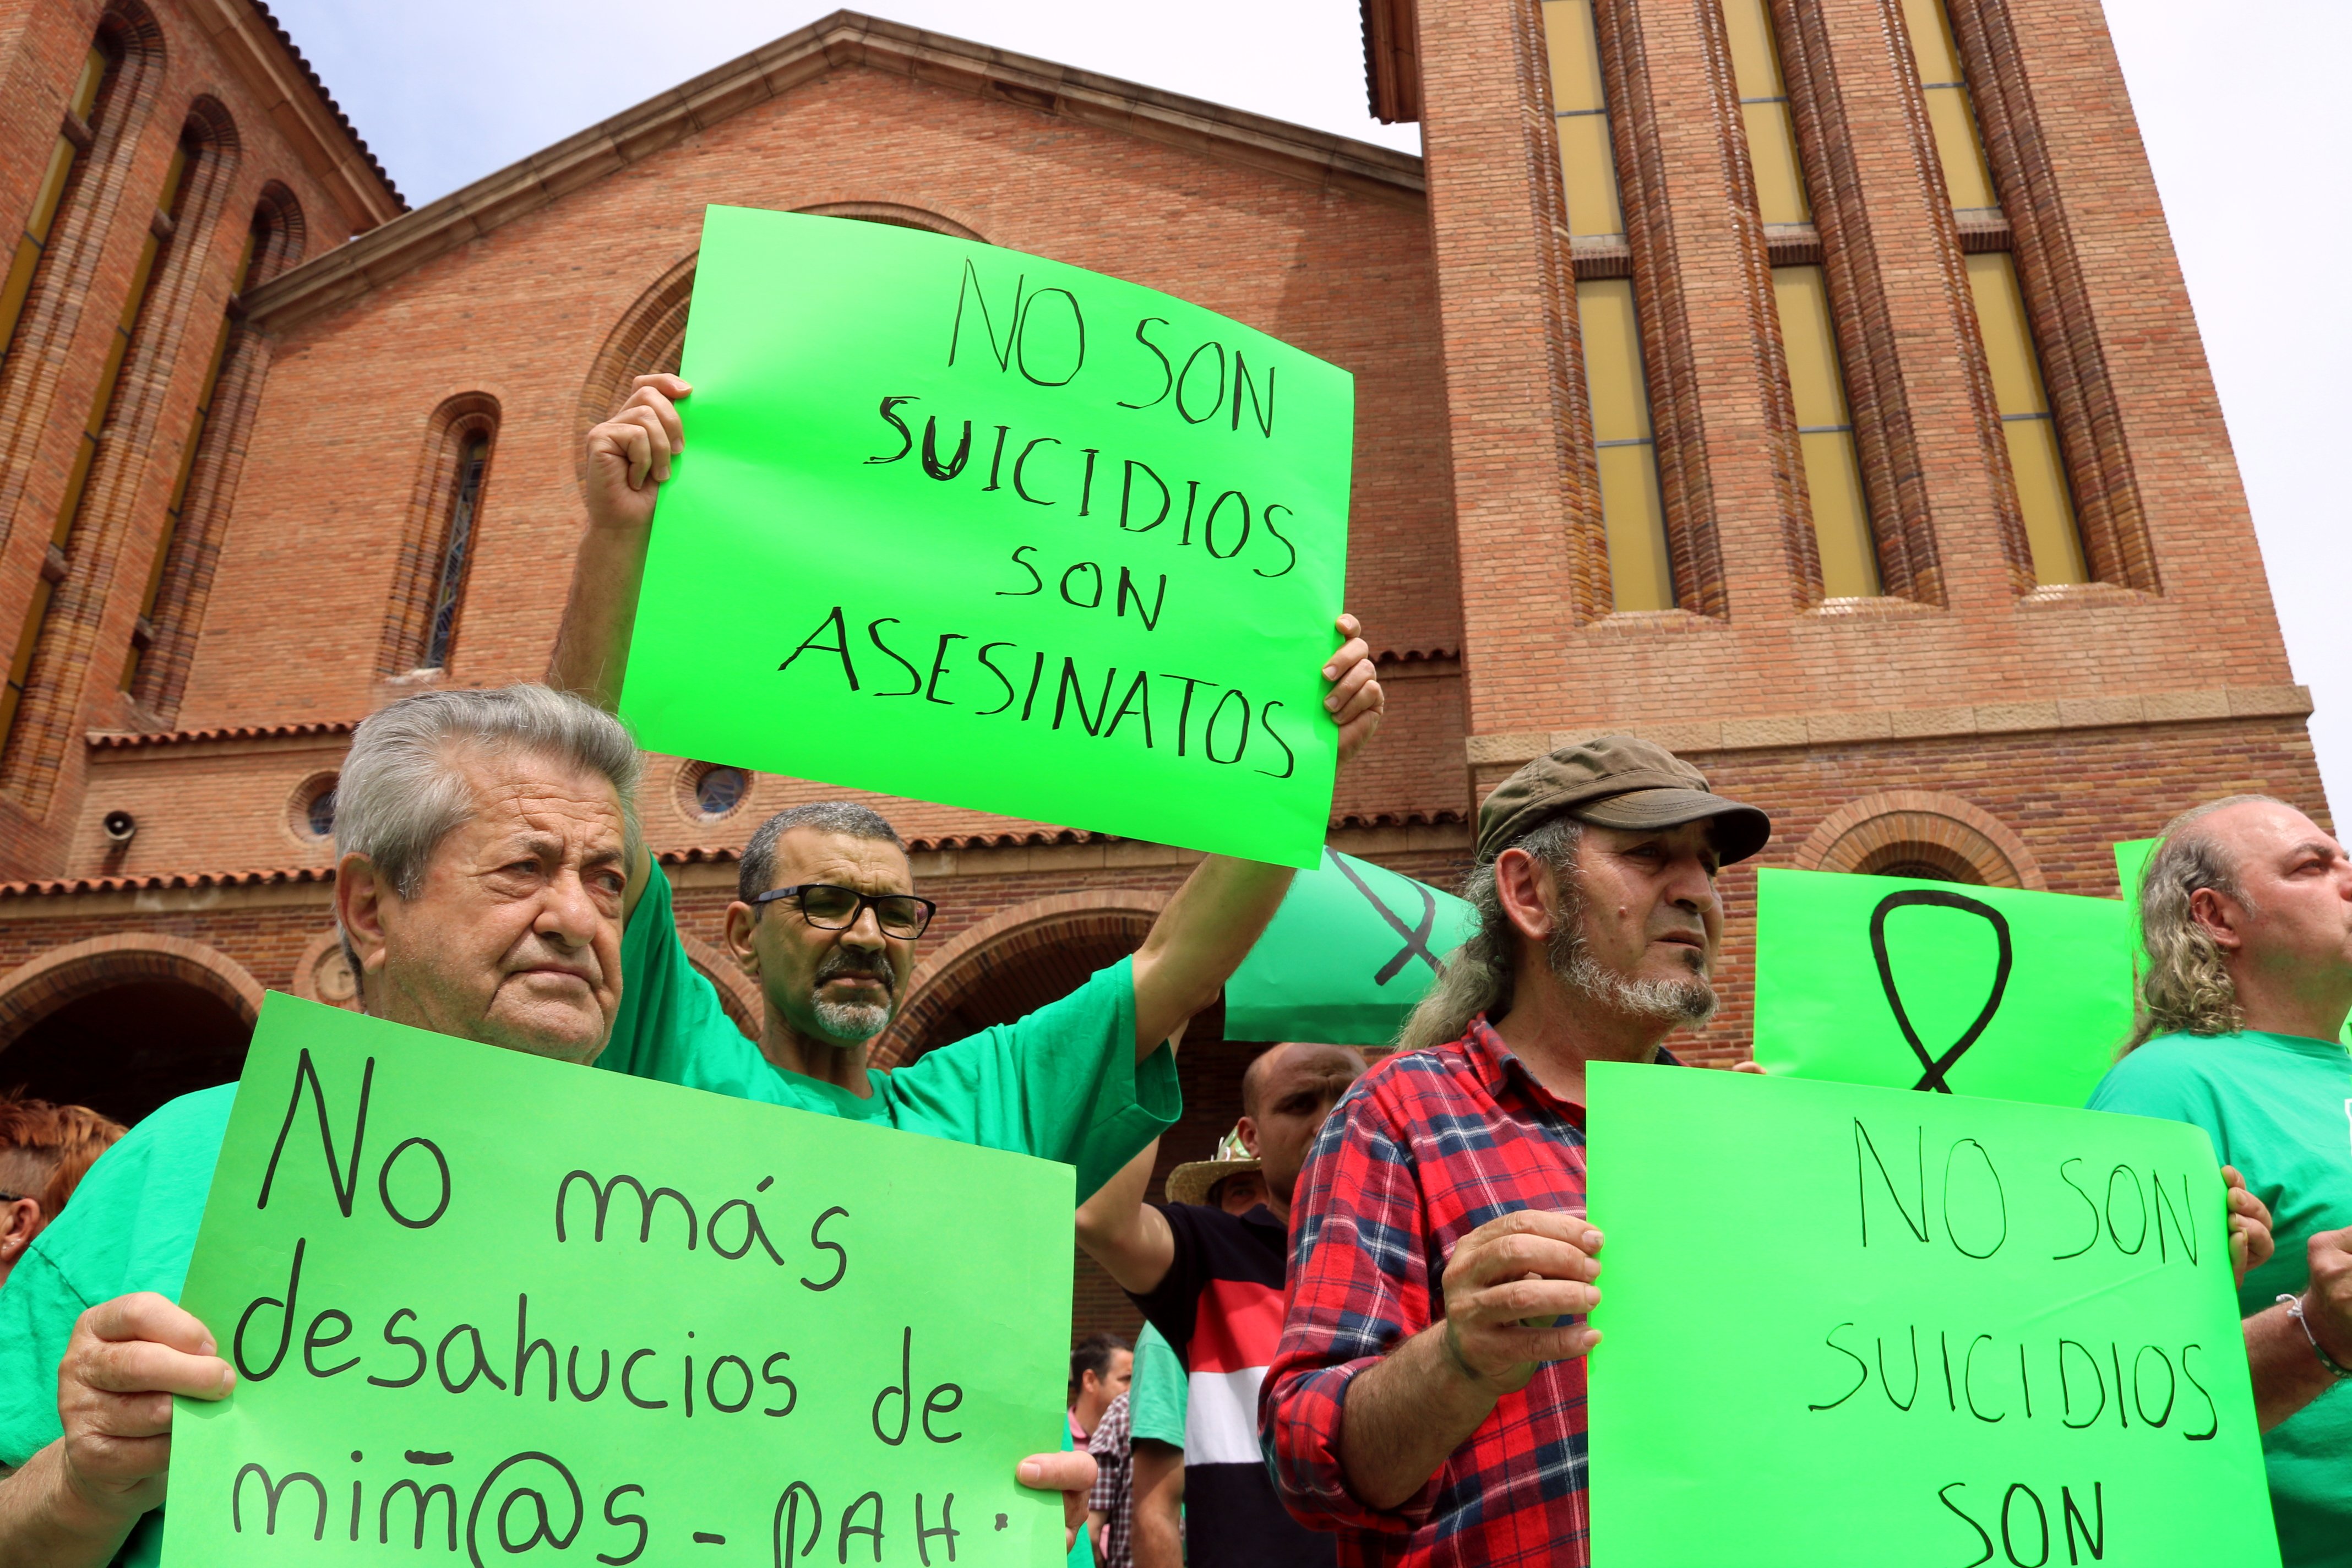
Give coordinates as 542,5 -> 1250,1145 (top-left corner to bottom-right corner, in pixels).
1793,789 -> 2045,890
0,934 -> 265,1053
872,890 -> 1170,1069
793,201 -> 986,241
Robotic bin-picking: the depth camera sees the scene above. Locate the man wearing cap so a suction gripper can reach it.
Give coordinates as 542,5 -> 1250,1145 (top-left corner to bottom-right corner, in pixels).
1077,1043 -> 1367,1568
1260,737 -> 1768,1568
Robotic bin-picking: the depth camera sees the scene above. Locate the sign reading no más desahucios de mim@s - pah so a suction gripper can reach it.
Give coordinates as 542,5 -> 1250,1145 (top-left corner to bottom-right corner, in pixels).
163,994 -> 1074,1567
618,206 -> 1355,870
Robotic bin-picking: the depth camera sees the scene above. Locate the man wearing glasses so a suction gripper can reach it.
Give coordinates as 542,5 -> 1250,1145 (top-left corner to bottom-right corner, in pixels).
564,374 -> 1389,1206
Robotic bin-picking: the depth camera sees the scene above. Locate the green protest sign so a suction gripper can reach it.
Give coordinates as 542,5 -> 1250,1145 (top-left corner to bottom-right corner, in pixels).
1223,848 -> 1476,1044
1751,868 -> 2131,1107
2114,839 -> 2156,905
166,994 -> 1071,1567
617,206 -> 1354,869
1587,1063 -> 2278,1567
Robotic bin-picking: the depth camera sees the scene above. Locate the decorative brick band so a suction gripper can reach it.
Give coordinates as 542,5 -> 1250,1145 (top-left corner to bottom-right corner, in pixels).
0,930 -> 264,1052
1464,683 -> 2314,765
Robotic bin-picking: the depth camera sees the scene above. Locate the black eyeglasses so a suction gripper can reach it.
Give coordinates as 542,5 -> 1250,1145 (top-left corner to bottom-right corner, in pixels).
0,1191 -> 23,1204
751,883 -> 937,939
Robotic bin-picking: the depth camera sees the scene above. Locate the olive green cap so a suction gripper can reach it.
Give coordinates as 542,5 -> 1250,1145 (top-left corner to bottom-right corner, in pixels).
1474,734 -> 1771,865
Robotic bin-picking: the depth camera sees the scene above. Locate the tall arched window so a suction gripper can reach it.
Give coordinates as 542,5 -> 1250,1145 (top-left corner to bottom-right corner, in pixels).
0,43 -> 113,367
1896,0 -> 2086,587
124,187 -> 304,710
380,395 -> 499,674
423,431 -> 489,668
0,118 -> 200,751
1543,0 -> 1673,612
1719,0 -> 1881,600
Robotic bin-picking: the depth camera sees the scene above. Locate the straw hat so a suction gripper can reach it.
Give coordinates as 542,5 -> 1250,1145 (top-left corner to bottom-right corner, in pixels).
1164,1125 -> 1261,1208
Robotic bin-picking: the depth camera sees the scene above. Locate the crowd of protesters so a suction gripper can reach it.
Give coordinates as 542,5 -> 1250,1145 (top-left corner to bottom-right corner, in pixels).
0,369 -> 2342,1568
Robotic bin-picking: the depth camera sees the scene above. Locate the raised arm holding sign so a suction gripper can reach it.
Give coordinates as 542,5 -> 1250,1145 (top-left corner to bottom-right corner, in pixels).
553,291 -> 1384,1195
561,207 -> 1365,869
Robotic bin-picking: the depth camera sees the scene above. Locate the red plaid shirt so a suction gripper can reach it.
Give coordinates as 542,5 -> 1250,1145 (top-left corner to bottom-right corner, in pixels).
1262,1016 -> 1673,1568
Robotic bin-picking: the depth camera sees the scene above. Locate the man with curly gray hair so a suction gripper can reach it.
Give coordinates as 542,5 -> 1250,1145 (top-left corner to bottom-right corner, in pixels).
2089,793 -> 2352,1567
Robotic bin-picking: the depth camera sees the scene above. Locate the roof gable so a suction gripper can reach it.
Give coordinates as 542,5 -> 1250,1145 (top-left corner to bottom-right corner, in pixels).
242,9 -> 1424,333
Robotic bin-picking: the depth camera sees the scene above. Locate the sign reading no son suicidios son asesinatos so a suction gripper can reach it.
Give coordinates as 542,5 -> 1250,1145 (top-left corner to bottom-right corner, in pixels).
618,206 -> 1355,869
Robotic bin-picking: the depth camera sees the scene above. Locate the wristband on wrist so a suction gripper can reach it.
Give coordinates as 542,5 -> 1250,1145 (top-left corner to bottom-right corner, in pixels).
2279,1294 -> 2352,1380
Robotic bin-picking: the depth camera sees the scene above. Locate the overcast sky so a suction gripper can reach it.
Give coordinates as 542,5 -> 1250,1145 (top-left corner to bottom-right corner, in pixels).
267,0 -> 2348,816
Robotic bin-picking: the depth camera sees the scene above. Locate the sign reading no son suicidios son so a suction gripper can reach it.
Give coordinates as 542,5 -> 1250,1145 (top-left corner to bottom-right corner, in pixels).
1587,1066 -> 2278,1568
618,207 -> 1355,869
166,994 -> 1073,1567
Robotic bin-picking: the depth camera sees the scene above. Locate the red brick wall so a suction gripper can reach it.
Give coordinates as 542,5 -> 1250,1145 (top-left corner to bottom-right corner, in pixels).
1409,0 -> 2304,751
172,63 -> 1454,738
0,0 -> 389,877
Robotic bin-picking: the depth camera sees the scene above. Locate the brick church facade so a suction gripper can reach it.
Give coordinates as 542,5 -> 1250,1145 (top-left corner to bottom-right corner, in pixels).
0,0 -> 2324,1331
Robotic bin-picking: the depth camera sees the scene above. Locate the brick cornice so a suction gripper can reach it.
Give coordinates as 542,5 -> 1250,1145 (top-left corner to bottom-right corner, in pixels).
1465,684 -> 2316,765
183,0 -> 404,231
241,10 -> 1427,335
87,718 -> 357,749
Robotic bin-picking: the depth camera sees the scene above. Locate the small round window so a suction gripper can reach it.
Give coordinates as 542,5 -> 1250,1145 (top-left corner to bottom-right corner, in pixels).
290,772 -> 339,843
679,761 -> 752,822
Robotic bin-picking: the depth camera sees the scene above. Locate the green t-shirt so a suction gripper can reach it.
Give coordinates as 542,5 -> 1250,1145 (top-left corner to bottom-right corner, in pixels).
2089,1028 -> 2352,1568
1129,1321 -> 1187,1449
0,864 -> 1177,1566
597,865 -> 1180,1204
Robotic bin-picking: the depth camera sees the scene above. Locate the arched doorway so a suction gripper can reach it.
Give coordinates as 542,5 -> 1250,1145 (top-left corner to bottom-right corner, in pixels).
0,935 -> 263,1125
873,891 -> 1284,1344
875,891 -> 1169,1067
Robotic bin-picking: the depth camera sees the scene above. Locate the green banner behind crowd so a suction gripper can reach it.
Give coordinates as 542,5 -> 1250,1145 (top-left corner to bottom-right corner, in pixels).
1751,868 -> 2133,1107
618,206 -> 1355,869
1224,848 -> 1476,1044
165,995 -> 1072,1567
1587,1065 -> 2278,1567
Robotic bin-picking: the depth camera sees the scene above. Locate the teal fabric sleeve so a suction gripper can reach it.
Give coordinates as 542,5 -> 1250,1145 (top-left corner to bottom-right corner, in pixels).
596,861 -> 777,1099
0,1084 -> 232,1568
1128,1322 -> 1188,1448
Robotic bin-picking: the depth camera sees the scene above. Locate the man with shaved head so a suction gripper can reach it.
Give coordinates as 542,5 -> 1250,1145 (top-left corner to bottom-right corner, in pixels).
1077,1041 -> 1368,1568
2090,794 -> 2352,1567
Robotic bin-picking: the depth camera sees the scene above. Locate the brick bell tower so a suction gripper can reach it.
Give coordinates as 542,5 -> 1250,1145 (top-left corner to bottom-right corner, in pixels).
1360,0 -> 2327,1059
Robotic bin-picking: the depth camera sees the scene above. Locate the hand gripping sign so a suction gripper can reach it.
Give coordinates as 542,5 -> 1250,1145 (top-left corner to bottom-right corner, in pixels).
618,207 -> 1354,870
166,995 -> 1072,1568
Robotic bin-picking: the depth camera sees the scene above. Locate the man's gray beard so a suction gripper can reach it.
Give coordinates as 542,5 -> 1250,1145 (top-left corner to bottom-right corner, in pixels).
805,949 -> 897,1044
1547,921 -> 1718,1028
810,999 -> 891,1043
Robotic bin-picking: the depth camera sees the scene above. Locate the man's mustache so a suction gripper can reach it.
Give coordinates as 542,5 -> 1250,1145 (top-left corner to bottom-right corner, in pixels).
816,951 -> 897,994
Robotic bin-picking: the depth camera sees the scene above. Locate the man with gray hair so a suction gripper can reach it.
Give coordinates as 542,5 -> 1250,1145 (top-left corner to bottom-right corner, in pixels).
0,682 -> 1157,1565
1261,736 -> 1768,1568
2089,793 -> 2352,1567
554,372 -> 1388,1205
0,684 -> 649,1566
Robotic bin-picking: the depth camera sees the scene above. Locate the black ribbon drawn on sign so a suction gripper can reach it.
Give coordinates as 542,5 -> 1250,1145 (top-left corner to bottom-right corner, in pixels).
1326,848 -> 1443,986
1868,889 -> 2014,1094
